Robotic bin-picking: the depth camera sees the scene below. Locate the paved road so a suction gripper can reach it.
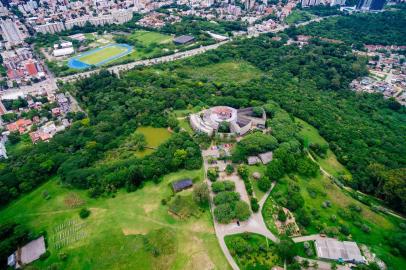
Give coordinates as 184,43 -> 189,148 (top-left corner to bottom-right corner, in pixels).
292,234 -> 324,243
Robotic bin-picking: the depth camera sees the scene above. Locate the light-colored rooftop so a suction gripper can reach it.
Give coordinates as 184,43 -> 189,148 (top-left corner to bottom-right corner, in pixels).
315,238 -> 364,263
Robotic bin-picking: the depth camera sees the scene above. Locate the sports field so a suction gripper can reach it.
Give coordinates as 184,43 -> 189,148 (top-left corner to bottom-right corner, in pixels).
68,44 -> 132,69
79,46 -> 126,65
129,31 -> 173,46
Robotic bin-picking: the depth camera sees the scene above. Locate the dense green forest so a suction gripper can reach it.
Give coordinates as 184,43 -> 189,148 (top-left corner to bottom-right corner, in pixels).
289,7 -> 406,46
189,37 -> 405,212
1,17 -> 405,215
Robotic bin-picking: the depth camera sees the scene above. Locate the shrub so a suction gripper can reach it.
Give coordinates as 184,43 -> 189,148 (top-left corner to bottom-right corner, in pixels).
228,237 -> 251,255
40,250 -> 51,261
211,181 -> 235,193
304,241 -> 310,249
349,203 -> 362,213
79,208 -> 91,219
234,201 -> 251,221
286,192 -> 305,211
244,180 -> 253,195
250,197 -> 259,212
361,224 -> 371,233
296,209 -> 311,227
339,225 -> 350,236
58,252 -> 67,261
224,181 -> 235,191
207,167 -> 218,182
214,203 -> 235,223
305,248 -> 314,257
193,182 -> 210,206
213,191 -> 240,205
322,200 -> 331,208
225,164 -> 234,175
258,176 -> 272,192
277,208 -> 287,222
161,199 -> 167,205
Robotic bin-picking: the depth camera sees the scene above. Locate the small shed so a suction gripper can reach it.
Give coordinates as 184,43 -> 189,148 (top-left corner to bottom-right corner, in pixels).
247,156 -> 261,165
258,151 -> 273,164
8,236 -> 46,268
172,179 -> 193,192
173,35 -> 195,45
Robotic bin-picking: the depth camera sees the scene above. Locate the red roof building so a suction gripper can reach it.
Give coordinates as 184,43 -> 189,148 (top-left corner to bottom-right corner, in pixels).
7,69 -> 18,80
25,61 -> 38,76
29,131 -> 52,143
7,119 -> 33,134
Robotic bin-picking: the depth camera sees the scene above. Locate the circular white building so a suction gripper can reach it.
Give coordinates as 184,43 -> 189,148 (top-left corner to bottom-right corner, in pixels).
189,106 -> 266,136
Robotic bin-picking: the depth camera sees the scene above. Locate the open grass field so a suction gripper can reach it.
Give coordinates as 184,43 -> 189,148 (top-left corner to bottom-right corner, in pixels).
78,45 -> 129,65
295,118 -> 351,178
99,127 -> 172,163
246,164 -> 268,201
285,10 -> 316,25
0,169 -> 230,270
129,31 -> 173,46
266,173 -> 406,269
178,61 -> 263,84
135,126 -> 172,157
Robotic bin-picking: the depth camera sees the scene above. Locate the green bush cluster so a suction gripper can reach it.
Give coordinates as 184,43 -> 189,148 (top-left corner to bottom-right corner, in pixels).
211,181 -> 235,193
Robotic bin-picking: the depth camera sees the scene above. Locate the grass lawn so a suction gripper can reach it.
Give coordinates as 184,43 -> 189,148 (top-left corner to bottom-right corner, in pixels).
0,169 -> 230,270
100,126 -> 172,163
178,118 -> 193,134
295,241 -> 317,259
285,10 -> 316,25
135,126 -> 172,157
295,118 -> 351,178
129,31 -> 173,46
268,173 -> 406,269
178,61 -> 263,84
261,195 -> 280,237
246,164 -> 268,201
78,46 -> 128,65
84,33 -> 95,40
224,233 -> 282,270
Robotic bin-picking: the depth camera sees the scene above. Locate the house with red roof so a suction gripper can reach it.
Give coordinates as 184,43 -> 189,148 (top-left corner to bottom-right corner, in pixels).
25,61 -> 38,76
6,119 -> 33,134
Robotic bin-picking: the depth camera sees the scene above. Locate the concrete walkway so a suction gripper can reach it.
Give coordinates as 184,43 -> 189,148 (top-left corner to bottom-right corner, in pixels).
292,234 -> 324,243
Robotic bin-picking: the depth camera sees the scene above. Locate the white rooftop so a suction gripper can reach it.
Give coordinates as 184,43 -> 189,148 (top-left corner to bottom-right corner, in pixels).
315,238 -> 364,263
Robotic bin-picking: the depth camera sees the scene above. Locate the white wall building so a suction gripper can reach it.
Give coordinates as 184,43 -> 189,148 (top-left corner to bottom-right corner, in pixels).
34,22 -> 65,34
189,106 -> 266,137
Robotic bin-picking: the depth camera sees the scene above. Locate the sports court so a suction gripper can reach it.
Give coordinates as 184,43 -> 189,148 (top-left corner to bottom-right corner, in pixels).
68,44 -> 133,69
